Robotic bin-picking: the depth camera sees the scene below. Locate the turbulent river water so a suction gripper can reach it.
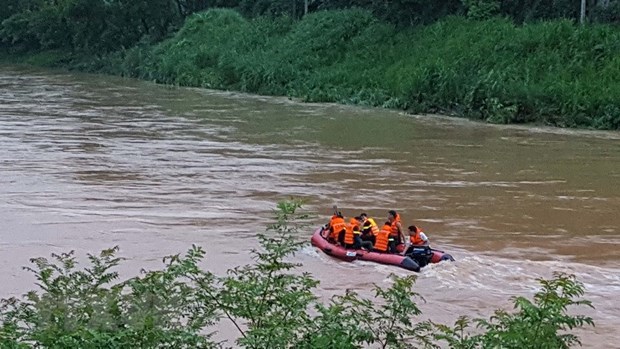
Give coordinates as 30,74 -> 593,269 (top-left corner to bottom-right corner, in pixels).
1,65 -> 619,347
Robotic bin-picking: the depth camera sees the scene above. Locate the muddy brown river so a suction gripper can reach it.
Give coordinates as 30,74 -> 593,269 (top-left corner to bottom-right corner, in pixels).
1,65 -> 619,347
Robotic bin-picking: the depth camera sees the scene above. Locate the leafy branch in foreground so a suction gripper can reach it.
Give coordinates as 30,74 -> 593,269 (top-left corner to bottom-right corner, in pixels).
433,273 -> 595,349
213,199 -> 318,348
0,200 -> 596,348
0,246 -> 218,349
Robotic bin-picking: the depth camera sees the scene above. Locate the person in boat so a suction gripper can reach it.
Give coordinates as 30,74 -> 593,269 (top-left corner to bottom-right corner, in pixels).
388,210 -> 406,253
327,211 -> 346,244
372,221 -> 392,253
343,216 -> 373,250
342,217 -> 358,247
404,225 -> 429,253
351,216 -> 373,250
404,225 -> 434,267
359,213 -> 378,245
408,225 -> 429,246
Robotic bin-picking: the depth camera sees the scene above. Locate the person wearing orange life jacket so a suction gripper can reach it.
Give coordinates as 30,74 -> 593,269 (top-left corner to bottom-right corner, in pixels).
387,210 -> 406,253
359,213 -> 378,245
327,212 -> 346,243
343,217 -> 367,249
348,216 -> 373,250
404,225 -> 433,267
343,217 -> 359,247
408,225 -> 429,246
373,222 -> 392,253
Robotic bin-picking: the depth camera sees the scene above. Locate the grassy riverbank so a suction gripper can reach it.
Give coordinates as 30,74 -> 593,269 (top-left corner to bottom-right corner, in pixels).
4,9 -> 620,130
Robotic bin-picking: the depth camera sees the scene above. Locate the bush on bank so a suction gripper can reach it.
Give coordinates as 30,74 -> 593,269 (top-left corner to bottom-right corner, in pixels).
0,200 -> 595,348
111,9 -> 620,130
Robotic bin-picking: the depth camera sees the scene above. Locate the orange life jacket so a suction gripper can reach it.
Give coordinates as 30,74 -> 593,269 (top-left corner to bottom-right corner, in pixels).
390,213 -> 401,237
329,216 -> 346,240
344,218 -> 361,245
409,226 -> 426,245
374,224 -> 391,252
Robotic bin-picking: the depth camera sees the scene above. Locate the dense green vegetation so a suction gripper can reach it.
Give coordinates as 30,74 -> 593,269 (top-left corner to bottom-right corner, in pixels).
123,10 -> 620,129
0,201 -> 595,348
1,0 -> 620,129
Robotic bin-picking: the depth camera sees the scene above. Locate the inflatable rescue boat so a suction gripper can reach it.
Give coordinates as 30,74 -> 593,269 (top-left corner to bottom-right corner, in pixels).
310,226 -> 454,272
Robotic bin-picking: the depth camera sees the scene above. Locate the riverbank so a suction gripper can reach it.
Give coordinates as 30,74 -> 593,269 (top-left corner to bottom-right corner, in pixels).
2,9 -> 620,130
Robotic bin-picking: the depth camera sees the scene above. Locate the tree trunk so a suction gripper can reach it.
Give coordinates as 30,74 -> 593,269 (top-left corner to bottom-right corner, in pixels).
580,0 -> 586,24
